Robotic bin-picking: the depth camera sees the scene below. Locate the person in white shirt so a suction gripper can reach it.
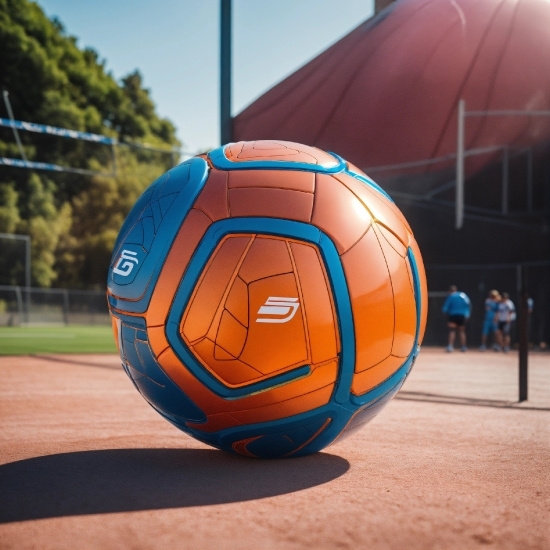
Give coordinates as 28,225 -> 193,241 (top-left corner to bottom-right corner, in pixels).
494,292 -> 515,352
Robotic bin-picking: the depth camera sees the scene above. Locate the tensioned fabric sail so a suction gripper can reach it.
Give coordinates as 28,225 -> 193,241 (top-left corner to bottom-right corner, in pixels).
233,0 -> 550,174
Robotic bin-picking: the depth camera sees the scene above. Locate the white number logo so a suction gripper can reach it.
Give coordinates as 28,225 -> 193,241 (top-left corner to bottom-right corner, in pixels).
113,249 -> 139,276
256,297 -> 300,324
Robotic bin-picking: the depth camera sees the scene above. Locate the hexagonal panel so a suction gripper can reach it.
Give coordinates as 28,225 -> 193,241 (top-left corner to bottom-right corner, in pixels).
180,234 -> 338,388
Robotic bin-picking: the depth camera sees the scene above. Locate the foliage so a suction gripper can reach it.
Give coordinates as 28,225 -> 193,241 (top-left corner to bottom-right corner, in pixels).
0,0 -> 180,288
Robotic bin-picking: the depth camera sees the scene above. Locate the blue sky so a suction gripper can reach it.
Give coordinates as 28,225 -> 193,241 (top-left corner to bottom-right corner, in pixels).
37,0 -> 374,153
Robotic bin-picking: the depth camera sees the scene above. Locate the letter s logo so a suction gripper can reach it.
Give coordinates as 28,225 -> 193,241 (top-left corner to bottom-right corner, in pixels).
113,249 -> 139,277
256,297 -> 300,324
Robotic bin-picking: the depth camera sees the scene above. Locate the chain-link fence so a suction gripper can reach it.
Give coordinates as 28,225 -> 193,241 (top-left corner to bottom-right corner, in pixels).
425,262 -> 549,348
0,285 -> 109,326
1,262 -> 548,346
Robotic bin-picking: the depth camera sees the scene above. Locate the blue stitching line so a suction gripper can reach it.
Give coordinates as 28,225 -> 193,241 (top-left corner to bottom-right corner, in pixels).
345,169 -> 395,203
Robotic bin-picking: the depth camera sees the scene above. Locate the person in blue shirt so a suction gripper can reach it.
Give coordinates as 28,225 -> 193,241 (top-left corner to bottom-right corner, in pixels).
442,285 -> 471,352
480,289 -> 500,351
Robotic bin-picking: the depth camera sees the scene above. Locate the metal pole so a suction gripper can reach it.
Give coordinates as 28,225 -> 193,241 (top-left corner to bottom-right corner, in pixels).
518,265 -> 528,402
455,99 -> 465,229
376,0 -> 397,13
502,147 -> 509,215
2,91 -> 27,161
0,233 -> 31,321
62,289 -> 69,325
14,286 -> 23,326
526,148 -> 533,214
220,0 -> 232,145
24,236 -> 30,323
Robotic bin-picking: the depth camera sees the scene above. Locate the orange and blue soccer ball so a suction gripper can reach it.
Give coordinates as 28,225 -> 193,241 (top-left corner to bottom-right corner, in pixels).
107,141 -> 427,458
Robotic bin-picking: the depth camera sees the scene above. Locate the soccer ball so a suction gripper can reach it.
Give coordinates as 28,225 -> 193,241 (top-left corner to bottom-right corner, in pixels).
107,141 -> 427,458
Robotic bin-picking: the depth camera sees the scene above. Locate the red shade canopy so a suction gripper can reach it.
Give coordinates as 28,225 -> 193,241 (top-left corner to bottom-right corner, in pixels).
234,0 -> 550,174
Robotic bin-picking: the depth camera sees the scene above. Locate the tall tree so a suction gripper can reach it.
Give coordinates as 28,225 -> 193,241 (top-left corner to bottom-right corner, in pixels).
0,0 -> 181,288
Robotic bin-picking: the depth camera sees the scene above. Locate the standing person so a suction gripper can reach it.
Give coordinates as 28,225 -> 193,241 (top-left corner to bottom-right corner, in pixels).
480,290 -> 500,351
495,292 -> 516,352
442,285 -> 471,352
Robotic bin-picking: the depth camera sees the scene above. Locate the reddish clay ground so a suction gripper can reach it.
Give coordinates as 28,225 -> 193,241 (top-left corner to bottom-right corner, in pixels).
0,349 -> 548,550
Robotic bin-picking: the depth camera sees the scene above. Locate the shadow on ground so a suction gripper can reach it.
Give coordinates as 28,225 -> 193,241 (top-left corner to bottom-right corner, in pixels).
396,391 -> 550,410
31,354 -> 121,370
0,448 -> 349,523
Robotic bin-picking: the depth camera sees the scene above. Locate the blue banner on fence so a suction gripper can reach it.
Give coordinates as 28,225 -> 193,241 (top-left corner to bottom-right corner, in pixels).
0,157 -> 113,176
0,117 -> 115,144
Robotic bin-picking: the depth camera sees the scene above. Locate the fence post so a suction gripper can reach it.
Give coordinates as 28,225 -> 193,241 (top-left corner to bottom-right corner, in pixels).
14,285 -> 23,326
24,236 -> 30,323
516,263 -> 530,402
518,269 -> 529,402
62,289 -> 69,325
455,99 -> 465,229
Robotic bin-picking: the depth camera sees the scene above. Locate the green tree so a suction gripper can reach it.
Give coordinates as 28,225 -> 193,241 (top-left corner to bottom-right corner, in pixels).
0,0 -> 180,288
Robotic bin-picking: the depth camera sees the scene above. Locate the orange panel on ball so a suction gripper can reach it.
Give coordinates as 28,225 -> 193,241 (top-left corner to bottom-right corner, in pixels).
146,209 -> 212,327
341,228 -> 394,372
226,141 -> 244,158
214,346 -> 235,361
110,316 -> 120,354
224,276 -> 249,327
374,225 -> 416,358
215,310 -> 247,358
334,171 -> 411,245
228,169 -> 315,193
192,168 -> 229,222
376,223 -> 407,258
229,187 -> 313,222
192,338 -> 262,387
225,140 -> 340,168
351,355 -> 405,396
311,174 -> 372,254
229,383 -> 335,424
239,272 -> 308,375
147,325 -> 169,357
290,241 -> 339,365
182,236 -> 251,343
238,236 -> 293,283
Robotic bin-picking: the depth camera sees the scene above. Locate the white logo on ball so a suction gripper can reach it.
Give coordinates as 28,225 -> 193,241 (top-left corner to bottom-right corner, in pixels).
113,249 -> 139,276
256,297 -> 300,324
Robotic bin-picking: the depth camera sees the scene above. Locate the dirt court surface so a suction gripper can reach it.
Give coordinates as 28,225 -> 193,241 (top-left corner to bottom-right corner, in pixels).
0,348 -> 548,550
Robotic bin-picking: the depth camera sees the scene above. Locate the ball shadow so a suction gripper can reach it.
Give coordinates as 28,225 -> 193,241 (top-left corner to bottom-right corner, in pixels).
0,448 -> 349,523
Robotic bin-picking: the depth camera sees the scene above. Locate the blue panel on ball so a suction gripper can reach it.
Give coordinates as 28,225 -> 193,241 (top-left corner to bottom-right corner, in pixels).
116,314 -> 206,423
115,313 -> 146,330
107,157 -> 209,313
164,217 -> 355,403
208,145 -> 347,174
245,417 -> 332,458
